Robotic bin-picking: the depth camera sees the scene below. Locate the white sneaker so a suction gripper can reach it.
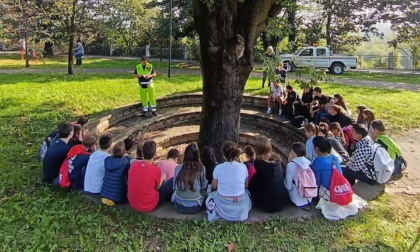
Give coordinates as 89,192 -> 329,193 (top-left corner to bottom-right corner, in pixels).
267,107 -> 272,114
278,109 -> 283,116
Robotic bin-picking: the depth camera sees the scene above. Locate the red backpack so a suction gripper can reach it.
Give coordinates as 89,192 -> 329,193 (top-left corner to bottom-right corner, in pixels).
58,159 -> 72,189
58,145 -> 90,189
329,161 -> 353,206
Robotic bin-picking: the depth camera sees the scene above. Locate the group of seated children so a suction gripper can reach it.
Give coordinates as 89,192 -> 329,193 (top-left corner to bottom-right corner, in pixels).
266,84 -> 355,130
42,112 -> 405,221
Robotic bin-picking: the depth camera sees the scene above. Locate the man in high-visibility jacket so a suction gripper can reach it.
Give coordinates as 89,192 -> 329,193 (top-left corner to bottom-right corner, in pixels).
134,56 -> 157,117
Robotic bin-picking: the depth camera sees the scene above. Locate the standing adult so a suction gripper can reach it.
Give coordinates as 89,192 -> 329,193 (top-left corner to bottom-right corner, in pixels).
262,46 -> 275,88
134,56 -> 157,117
73,41 -> 84,66
20,39 -> 26,60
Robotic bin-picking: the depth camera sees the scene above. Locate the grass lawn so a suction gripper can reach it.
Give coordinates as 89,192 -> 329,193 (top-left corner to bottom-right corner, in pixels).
0,54 -> 197,70
334,71 -> 420,85
0,73 -> 419,251
252,65 -> 420,85
2,53 -> 419,85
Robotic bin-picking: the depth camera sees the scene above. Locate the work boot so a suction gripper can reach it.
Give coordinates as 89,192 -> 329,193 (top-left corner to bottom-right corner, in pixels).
142,112 -> 147,118
152,112 -> 158,117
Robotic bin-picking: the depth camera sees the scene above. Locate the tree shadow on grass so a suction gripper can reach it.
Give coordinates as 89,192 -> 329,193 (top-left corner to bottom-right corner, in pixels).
0,72 -> 203,86
0,72 -> 133,85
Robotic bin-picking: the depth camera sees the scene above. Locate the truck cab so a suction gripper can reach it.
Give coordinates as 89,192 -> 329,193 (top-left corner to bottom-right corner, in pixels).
281,46 -> 357,74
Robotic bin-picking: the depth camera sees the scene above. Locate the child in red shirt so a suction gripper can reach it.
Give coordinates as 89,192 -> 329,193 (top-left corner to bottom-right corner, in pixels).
128,140 -> 173,212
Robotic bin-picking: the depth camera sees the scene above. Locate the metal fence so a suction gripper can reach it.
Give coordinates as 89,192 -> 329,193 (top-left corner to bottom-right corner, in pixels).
357,54 -> 416,69
85,45 -> 197,60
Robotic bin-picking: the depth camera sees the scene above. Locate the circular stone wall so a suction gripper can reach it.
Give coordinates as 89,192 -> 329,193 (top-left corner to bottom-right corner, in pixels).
82,93 -> 384,220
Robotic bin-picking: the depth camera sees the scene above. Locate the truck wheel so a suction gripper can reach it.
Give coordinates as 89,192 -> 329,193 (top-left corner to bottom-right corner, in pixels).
285,62 -> 294,72
330,63 -> 344,75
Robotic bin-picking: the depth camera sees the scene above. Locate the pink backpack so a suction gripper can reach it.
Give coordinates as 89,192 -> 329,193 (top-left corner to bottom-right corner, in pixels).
294,163 -> 318,198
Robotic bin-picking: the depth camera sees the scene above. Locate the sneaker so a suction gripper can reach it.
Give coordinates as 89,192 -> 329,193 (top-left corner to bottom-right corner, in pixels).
152,112 -> 158,117
141,112 -> 147,118
278,109 -> 283,116
266,107 -> 272,114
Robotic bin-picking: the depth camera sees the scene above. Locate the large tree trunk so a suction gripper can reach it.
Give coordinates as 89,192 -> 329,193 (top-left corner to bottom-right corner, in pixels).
193,0 -> 281,161
67,0 -> 76,75
287,0 -> 298,52
326,1 -> 333,46
44,42 -> 54,56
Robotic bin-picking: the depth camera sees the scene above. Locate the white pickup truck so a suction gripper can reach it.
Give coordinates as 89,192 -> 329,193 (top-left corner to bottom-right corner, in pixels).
280,46 -> 357,74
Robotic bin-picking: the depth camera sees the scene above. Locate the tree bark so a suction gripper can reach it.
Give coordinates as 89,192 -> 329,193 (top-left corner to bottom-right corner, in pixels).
287,0 -> 298,52
193,0 -> 281,161
67,0 -> 76,75
325,0 -> 332,46
44,42 -> 54,56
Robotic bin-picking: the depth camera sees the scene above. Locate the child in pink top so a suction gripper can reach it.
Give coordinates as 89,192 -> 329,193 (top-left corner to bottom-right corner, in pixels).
243,145 -> 256,181
156,148 -> 180,180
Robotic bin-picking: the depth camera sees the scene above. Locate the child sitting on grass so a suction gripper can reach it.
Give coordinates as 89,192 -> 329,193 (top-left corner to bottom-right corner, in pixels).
84,135 -> 112,195
100,141 -> 131,205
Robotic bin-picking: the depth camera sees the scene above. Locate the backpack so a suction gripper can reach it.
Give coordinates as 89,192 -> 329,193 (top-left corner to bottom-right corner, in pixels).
39,130 -> 59,160
58,159 -> 71,189
58,146 -> 90,189
371,143 -> 395,184
394,156 -> 407,174
329,161 -> 353,206
244,161 -> 256,181
342,126 -> 356,153
293,163 -> 318,198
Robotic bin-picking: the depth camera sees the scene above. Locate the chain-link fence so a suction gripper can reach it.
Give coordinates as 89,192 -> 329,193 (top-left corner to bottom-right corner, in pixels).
85,45 -> 199,61
357,54 -> 416,69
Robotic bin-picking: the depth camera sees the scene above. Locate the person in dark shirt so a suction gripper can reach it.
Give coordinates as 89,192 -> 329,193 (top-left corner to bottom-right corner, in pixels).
329,105 -> 353,128
294,86 -> 313,123
43,122 -> 74,185
281,85 -> 299,119
249,136 -> 289,213
311,87 -> 332,124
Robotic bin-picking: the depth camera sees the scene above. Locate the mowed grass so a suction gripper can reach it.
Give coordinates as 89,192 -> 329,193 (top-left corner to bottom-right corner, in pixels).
0,54 -> 196,70
335,71 -> 420,85
0,73 -> 419,251
252,64 -> 420,85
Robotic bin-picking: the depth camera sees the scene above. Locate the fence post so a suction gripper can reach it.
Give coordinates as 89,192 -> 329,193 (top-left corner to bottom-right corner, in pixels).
110,42 -> 114,56
184,47 -> 188,60
145,45 -> 150,57
388,52 -> 394,70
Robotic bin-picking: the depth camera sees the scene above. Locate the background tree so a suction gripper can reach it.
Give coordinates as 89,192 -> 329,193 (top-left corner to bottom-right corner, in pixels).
1,0 -> 45,66
193,0 -> 283,161
368,0 -> 420,68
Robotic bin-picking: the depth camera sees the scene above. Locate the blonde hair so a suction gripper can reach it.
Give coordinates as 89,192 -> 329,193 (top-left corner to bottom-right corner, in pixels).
266,46 -> 275,56
304,123 -> 318,136
254,136 -> 272,157
330,122 -> 346,144
331,105 -> 346,114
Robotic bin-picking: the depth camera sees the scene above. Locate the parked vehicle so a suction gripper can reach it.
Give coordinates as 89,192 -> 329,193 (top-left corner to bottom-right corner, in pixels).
280,46 -> 357,74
